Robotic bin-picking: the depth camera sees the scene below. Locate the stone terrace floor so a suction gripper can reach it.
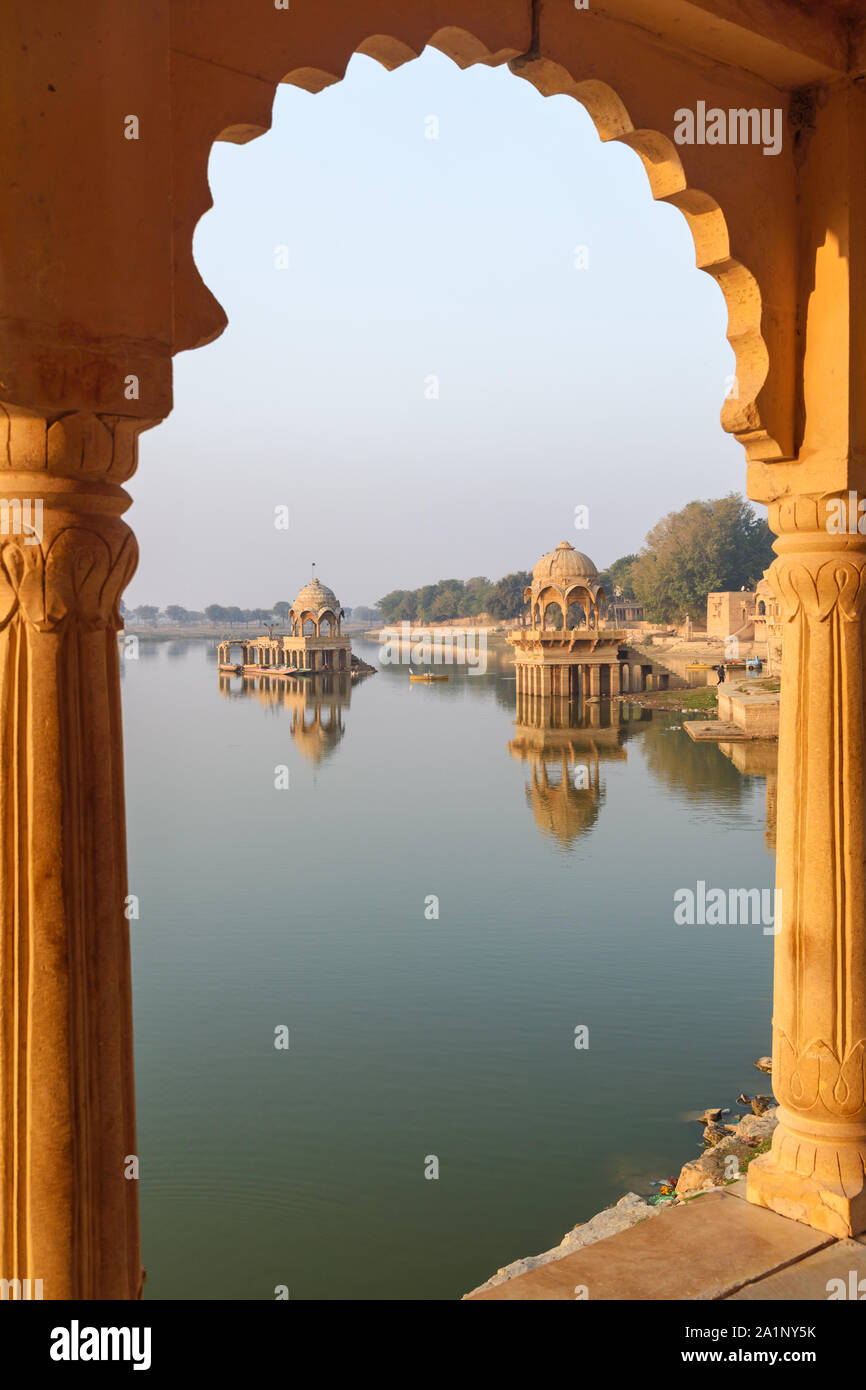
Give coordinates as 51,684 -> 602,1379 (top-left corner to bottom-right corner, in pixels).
464,1184 -> 866,1301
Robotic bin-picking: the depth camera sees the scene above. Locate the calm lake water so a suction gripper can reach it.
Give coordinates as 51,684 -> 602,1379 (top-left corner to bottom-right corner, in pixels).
122,637 -> 775,1300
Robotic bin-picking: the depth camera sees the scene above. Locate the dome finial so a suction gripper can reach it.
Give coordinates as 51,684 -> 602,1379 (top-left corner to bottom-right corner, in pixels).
531,543 -> 599,581
292,573 -> 341,616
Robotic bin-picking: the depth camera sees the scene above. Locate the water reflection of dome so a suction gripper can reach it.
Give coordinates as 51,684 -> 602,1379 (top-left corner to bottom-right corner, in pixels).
291,706 -> 345,764
508,699 -> 628,848
218,670 -> 356,766
282,676 -> 350,764
524,753 -> 603,844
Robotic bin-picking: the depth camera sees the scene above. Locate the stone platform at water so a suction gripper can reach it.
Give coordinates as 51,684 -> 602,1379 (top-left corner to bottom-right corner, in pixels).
684,719 -> 754,742
464,1187 -> 864,1301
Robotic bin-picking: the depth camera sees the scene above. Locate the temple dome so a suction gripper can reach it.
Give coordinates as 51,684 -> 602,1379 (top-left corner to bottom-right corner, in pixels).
532,541 -> 598,583
292,577 -> 341,615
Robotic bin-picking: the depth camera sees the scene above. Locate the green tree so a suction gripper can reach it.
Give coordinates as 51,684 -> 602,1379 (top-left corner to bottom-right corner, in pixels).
165,605 -> 192,624
629,494 -> 774,622
416,584 -> 440,623
273,601 -> 291,619
430,590 -> 459,621
597,554 -> 638,598
133,605 -> 159,621
486,571 -> 531,619
378,589 -> 417,623
429,581 -> 464,621
459,576 -> 494,617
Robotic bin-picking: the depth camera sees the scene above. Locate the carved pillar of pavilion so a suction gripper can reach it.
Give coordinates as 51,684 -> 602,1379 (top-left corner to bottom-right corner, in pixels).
742,80 -> 866,1236
0,404 -> 150,1297
746,498 -> 866,1236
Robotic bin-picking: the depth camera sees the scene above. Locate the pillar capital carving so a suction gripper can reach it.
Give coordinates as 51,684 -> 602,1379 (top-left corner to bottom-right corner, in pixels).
0,405 -> 159,636
768,490 -> 866,539
763,490 -> 866,626
0,526 -> 138,635
0,404 -> 158,484
768,548 -> 866,625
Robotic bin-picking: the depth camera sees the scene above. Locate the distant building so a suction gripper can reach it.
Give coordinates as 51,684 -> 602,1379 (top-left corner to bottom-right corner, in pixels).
507,541 -> 661,697
607,589 -> 644,626
218,576 -> 353,674
706,590 -> 757,638
752,574 -> 783,656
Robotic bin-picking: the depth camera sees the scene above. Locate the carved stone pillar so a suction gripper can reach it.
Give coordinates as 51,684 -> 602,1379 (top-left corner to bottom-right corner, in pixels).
747,498 -> 866,1236
0,404 -> 151,1297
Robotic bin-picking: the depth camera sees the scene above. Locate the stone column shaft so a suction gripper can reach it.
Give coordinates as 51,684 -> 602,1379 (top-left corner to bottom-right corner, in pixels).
0,406 -> 147,1297
748,510 -> 866,1236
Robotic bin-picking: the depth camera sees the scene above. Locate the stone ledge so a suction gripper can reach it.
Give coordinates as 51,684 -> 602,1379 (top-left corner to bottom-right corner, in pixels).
464,1192 -> 664,1297
464,1191 -> 832,1301
725,1239 -> 866,1300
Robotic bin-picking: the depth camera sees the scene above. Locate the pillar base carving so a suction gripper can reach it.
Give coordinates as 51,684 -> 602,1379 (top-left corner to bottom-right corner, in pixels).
747,1108 -> 866,1237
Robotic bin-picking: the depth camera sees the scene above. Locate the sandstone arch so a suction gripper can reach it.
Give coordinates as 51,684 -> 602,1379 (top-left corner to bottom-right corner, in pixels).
170,12 -> 792,463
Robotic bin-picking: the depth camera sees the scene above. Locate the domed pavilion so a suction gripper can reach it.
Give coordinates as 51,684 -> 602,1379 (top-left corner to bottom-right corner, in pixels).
508,541 -> 657,700
525,540 -> 606,632
218,572 -> 353,676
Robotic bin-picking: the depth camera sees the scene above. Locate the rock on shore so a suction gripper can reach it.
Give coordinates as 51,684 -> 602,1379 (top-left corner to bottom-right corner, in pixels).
676,1107 -> 778,1196
463,1090 -> 779,1297
463,1192 -> 663,1297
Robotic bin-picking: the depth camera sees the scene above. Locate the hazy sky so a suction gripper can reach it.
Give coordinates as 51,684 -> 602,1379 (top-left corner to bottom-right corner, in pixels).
128,48 -> 745,612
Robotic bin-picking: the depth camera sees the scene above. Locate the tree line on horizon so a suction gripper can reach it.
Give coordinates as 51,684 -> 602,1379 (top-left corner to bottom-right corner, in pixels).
377,573 -> 531,625
120,601 -> 383,627
124,495 -> 772,629
376,494 -> 775,626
